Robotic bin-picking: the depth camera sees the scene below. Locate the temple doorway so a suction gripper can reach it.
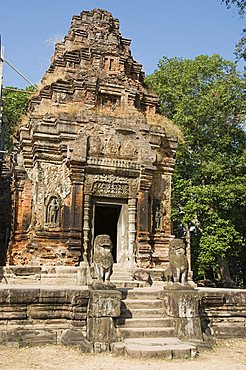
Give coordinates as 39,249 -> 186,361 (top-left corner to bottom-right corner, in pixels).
92,198 -> 128,265
94,204 -> 121,262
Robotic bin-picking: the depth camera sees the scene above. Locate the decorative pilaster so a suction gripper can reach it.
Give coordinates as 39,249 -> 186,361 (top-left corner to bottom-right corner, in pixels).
7,166 -> 33,265
67,163 -> 85,263
150,150 -> 177,268
136,172 -> 153,268
128,198 -> 137,267
161,169 -> 173,236
83,194 -> 91,263
12,169 -> 32,241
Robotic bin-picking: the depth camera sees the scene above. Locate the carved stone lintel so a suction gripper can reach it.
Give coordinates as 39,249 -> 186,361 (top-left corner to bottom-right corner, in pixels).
85,174 -> 130,198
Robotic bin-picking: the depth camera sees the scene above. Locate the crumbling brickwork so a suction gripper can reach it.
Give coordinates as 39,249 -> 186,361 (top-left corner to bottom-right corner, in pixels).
9,9 -> 178,269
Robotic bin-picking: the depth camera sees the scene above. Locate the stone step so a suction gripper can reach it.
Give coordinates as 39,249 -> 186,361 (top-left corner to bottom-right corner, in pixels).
121,299 -> 162,309
121,308 -> 163,318
112,281 -> 147,288
111,276 -> 133,281
119,288 -> 162,300
112,337 -> 197,359
115,317 -> 174,328
112,266 -> 132,271
119,326 -> 175,338
111,272 -> 133,281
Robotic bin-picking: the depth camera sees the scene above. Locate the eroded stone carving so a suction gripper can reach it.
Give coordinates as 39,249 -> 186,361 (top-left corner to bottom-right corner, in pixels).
120,140 -> 138,159
153,200 -> 166,233
166,238 -> 189,287
88,136 -> 103,156
8,8 -> 178,268
45,196 -> 60,226
91,234 -> 115,289
104,136 -> 120,157
85,174 -> 129,198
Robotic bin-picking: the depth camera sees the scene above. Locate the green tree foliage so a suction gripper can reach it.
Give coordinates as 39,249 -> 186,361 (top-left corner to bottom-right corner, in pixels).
221,0 -> 245,16
146,55 -> 246,285
2,86 -> 34,151
221,0 -> 246,61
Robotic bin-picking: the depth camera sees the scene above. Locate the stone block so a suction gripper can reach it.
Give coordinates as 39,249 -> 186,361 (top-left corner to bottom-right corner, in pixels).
88,290 -> 121,318
111,341 -> 126,355
0,305 -> 27,320
175,317 -> 203,341
28,304 -> 71,319
71,311 -> 87,321
212,325 -> 246,338
39,288 -> 69,303
162,290 -> 201,318
0,330 -> 7,343
162,290 -> 203,341
8,266 -> 41,276
68,288 -> 90,304
7,288 -> 40,304
70,320 -> 87,328
87,317 -> 118,345
6,328 -> 57,345
0,289 -> 9,304
60,328 -> 90,347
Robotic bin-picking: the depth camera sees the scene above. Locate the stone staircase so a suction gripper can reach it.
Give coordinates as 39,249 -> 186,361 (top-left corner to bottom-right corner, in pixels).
111,265 -> 148,288
112,287 -> 198,359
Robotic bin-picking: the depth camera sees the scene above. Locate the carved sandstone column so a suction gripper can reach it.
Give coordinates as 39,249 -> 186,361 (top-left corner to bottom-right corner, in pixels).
128,198 -> 137,267
161,169 -> 172,236
83,193 -> 91,263
66,164 -> 85,264
156,157 -> 176,267
136,173 -> 152,268
8,168 -> 32,264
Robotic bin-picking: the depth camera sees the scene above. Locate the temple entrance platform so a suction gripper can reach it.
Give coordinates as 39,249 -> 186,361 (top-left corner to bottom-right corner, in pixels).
0,270 -> 246,357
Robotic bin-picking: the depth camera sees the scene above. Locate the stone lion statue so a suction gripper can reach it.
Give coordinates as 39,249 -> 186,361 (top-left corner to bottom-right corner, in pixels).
168,238 -> 189,285
92,234 -> 115,289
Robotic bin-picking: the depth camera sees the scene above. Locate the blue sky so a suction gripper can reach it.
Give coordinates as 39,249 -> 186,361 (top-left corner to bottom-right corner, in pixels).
0,0 -> 244,88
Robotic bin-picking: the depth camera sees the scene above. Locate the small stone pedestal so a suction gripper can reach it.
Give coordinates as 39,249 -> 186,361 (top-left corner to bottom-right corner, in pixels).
162,288 -> 203,342
87,289 -> 122,352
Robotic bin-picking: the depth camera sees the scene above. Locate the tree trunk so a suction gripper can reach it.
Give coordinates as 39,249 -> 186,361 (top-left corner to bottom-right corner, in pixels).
185,223 -> 191,272
217,257 -> 236,287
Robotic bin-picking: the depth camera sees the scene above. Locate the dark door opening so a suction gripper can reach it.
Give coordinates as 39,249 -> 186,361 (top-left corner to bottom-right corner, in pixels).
94,204 -> 121,263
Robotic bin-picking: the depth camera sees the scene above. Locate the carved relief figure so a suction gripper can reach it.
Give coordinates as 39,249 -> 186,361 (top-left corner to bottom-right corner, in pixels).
88,136 -> 103,156
120,140 -> 138,159
154,200 -> 166,232
104,136 -> 120,157
46,197 -> 59,226
92,234 -> 115,289
168,238 -> 188,285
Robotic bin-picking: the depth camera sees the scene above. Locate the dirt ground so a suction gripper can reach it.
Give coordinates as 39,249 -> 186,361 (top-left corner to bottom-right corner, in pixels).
0,339 -> 245,370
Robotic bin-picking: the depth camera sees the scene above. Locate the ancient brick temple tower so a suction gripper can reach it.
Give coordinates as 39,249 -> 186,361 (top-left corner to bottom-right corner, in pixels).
8,9 -> 177,270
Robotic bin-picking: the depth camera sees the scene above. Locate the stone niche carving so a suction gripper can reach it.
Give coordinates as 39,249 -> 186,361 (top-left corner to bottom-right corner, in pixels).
120,140 -> 138,160
45,195 -> 61,227
153,199 -> 166,233
104,135 -> 120,158
88,136 -> 103,157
